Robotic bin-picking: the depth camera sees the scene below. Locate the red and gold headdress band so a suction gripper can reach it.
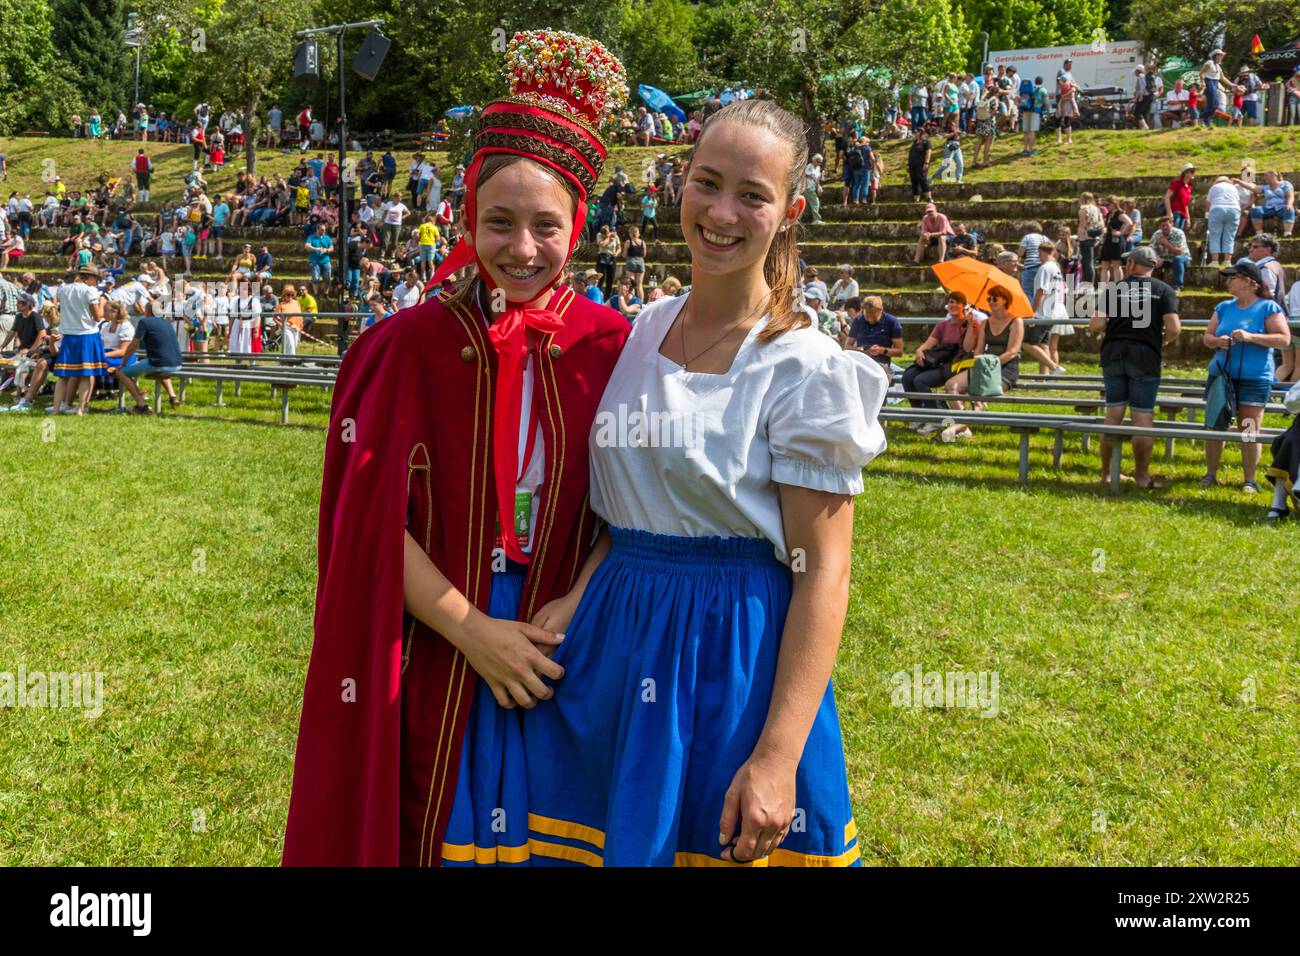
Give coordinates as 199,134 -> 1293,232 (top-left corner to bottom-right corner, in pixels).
419,31 -> 626,565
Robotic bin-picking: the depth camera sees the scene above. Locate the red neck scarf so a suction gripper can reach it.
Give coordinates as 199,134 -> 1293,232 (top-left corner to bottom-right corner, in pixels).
422,151 -> 589,563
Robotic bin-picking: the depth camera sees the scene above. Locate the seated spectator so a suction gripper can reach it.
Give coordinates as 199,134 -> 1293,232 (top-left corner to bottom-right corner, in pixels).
846,295 -> 903,369
1151,217 -> 1191,290
914,203 -> 952,264
1249,171 -> 1295,237
828,265 -> 859,310
949,222 -> 979,258
1264,381 -> 1300,520
115,309 -> 184,412
582,269 -> 605,304
0,294 -> 51,412
1242,233 -> 1287,311
902,291 -> 982,428
1160,79 -> 1191,127
941,284 -> 1024,439
803,285 -> 841,338
608,275 -> 642,323
801,267 -> 829,304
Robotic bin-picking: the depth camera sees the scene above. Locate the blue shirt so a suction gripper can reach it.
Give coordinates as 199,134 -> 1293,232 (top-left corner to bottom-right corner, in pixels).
306,233 -> 333,266
1258,180 -> 1293,212
849,311 -> 903,363
211,202 -> 229,226
255,251 -> 273,271
584,284 -> 604,304
132,315 -> 183,368
306,158 -> 325,179
1209,297 -> 1283,381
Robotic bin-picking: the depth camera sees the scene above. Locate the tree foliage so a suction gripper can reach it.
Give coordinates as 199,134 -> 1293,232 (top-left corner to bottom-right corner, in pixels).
1124,0 -> 1300,66
959,0 -> 1109,67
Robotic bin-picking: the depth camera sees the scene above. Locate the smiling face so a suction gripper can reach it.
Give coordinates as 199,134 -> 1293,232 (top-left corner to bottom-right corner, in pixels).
467,159 -> 576,308
680,122 -> 802,280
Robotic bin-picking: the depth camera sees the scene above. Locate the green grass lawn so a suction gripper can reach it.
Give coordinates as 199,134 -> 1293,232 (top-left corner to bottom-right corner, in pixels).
0,355 -> 1294,865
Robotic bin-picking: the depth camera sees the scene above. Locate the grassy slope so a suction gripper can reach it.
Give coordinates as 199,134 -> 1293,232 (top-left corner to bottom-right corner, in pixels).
2,127 -> 1295,204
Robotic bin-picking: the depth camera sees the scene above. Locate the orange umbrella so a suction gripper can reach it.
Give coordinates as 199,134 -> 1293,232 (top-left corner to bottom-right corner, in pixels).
931,257 -> 1034,318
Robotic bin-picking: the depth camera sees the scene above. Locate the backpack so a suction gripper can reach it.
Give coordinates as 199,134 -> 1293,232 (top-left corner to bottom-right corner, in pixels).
969,354 -> 1004,397
976,97 -> 994,121
1019,79 -> 1035,111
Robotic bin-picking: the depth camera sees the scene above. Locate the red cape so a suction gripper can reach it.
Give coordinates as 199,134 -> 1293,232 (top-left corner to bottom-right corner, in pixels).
283,287 -> 627,866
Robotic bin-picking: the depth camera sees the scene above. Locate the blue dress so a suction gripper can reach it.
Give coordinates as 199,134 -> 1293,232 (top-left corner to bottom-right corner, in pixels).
438,562 -> 532,866
522,528 -> 862,867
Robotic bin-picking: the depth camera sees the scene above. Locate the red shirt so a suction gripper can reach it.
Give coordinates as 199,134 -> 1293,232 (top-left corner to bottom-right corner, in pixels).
323,162 -> 339,185
1168,177 -> 1191,216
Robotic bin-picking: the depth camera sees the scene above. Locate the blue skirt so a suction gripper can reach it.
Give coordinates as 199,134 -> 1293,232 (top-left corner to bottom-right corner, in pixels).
523,527 -> 861,867
54,332 -> 108,378
439,562 -> 531,866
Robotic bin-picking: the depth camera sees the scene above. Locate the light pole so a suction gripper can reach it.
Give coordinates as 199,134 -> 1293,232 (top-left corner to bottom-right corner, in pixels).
296,20 -> 384,355
125,13 -> 144,107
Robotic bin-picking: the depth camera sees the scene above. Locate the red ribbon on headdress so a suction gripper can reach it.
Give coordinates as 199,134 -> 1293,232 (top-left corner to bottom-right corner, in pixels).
421,148 -> 590,564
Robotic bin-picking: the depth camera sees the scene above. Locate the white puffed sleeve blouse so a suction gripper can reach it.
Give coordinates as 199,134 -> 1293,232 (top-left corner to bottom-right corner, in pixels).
588,293 -> 888,564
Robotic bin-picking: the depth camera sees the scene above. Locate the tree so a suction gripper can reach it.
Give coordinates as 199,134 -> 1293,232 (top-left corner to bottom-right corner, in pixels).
696,0 -> 971,156
51,0 -> 132,113
0,0 -> 84,133
1126,0 -> 1300,66
137,0 -> 311,174
959,0 -> 1108,68
613,0 -> 703,93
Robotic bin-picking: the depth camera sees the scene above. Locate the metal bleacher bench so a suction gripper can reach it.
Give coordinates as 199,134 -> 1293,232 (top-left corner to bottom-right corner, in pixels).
116,352 -> 338,424
882,403 -> 1284,490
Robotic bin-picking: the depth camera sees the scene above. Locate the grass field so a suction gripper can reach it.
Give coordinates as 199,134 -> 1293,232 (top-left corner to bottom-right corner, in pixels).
0,353 -> 1294,865
1,125 -> 1295,206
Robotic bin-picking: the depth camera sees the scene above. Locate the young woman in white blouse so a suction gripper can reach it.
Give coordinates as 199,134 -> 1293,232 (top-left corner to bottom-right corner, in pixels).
524,99 -> 888,867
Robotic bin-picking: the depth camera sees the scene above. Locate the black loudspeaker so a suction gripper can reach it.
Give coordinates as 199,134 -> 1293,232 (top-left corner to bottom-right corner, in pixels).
352,26 -> 390,81
293,41 -> 319,78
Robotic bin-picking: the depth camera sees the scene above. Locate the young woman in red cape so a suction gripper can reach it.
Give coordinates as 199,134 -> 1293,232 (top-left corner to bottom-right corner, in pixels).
282,31 -> 630,866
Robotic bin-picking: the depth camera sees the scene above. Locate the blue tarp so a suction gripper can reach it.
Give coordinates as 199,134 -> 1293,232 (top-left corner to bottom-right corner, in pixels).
637,84 -> 686,122
444,105 -> 475,119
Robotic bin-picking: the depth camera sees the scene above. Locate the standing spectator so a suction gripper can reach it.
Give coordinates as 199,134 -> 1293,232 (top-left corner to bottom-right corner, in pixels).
959,74 -> 977,132
1020,76 -> 1047,155
1099,196 -> 1133,286
621,226 -> 647,301
1201,261 -> 1292,492
274,284 -> 303,355
1132,67 -> 1154,130
1248,170 -> 1295,237
1199,49 -> 1227,126
934,130 -> 964,184
1205,175 -> 1243,266
1029,241 -> 1069,374
380,196 -> 408,257
1055,59 -> 1078,146
52,265 -> 108,415
305,221 -> 334,288
908,79 -> 929,130
1017,222 -> 1049,301
941,72 -> 960,131
639,185 -> 659,240
296,106 -> 313,150
593,225 -> 618,300
132,149 -> 153,202
1238,65 -> 1265,126
907,131 -> 932,202
1287,66 -> 1300,125
803,153 -> 824,224
1163,163 -> 1195,230
973,85 -> 997,167
1088,247 -> 1181,488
